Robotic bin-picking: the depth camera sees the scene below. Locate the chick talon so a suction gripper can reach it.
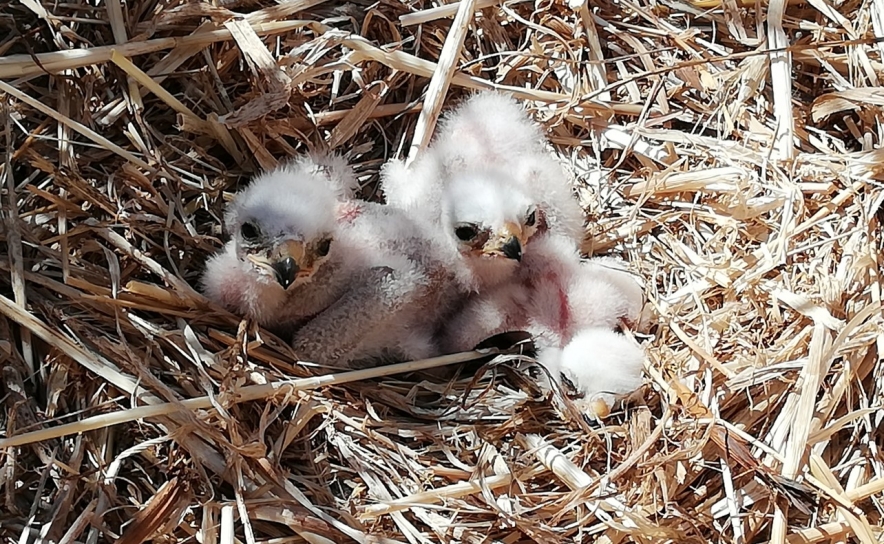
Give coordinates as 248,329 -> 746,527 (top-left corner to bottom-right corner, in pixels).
585,398 -> 612,419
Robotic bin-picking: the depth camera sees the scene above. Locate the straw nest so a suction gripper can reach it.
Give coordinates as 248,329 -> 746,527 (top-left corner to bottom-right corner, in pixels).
1,0 -> 884,542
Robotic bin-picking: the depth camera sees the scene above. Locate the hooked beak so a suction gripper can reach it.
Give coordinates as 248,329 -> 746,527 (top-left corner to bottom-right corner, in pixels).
249,239 -> 305,289
271,257 -> 299,289
501,236 -> 522,261
483,221 -> 525,262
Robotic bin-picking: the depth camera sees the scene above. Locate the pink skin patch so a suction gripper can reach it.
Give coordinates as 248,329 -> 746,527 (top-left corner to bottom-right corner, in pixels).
534,208 -> 551,236
336,201 -> 363,224
526,268 -> 572,340
556,276 -> 570,337
619,315 -> 636,330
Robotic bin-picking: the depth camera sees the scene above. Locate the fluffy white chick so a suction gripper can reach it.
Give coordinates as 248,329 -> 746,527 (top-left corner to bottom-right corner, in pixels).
440,233 -> 645,415
201,154 -> 360,336
203,154 -> 459,367
514,237 -> 647,416
381,90 -> 585,246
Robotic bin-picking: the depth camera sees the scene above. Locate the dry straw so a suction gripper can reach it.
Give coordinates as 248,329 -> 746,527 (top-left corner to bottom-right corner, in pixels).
1,0 -> 884,542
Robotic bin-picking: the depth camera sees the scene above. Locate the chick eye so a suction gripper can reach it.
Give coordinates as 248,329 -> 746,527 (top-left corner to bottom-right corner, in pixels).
240,222 -> 260,242
316,238 -> 332,257
455,224 -> 479,241
526,209 -> 536,227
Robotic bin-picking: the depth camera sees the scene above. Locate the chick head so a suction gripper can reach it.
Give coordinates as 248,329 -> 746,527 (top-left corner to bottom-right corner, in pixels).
440,169 -> 538,265
224,163 -> 339,290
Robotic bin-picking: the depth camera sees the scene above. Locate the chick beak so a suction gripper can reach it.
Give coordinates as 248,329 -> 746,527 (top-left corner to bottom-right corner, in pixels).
487,221 -> 524,261
501,236 -> 522,261
272,257 -> 299,289
267,239 -> 305,289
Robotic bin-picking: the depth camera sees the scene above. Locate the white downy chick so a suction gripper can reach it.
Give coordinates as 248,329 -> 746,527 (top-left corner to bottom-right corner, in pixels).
512,236 -> 646,416
440,233 -> 645,415
203,154 -> 458,366
201,154 -> 359,336
381,91 -> 586,309
432,91 -> 585,243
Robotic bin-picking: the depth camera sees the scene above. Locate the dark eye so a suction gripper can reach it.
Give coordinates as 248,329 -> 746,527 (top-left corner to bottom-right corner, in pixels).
240,222 -> 260,241
526,209 -> 536,227
316,238 -> 332,257
455,225 -> 479,241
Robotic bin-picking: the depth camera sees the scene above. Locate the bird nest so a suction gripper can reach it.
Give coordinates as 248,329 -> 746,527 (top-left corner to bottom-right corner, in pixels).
1,0 -> 884,542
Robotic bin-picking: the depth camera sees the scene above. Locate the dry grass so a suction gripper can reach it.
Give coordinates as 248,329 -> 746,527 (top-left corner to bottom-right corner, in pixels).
1,0 -> 884,542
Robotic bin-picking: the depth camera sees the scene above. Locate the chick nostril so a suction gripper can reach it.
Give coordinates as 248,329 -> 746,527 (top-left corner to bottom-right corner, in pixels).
272,257 -> 299,289
501,236 -> 522,261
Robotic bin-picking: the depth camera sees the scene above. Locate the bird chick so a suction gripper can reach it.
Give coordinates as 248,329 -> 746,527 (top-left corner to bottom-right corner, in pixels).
203,154 -> 459,367
382,154 -> 538,296
440,233 -> 645,415
201,154 -> 359,336
434,91 -> 585,242
513,238 -> 647,416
